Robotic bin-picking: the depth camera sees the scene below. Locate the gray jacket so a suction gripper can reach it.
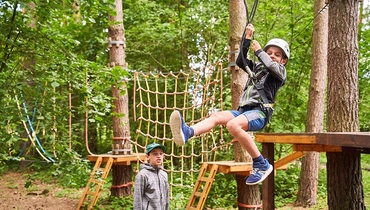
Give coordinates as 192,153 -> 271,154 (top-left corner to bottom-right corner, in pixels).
133,163 -> 169,210
236,39 -> 286,108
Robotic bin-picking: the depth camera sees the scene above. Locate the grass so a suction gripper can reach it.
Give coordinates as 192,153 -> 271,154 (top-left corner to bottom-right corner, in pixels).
362,154 -> 370,206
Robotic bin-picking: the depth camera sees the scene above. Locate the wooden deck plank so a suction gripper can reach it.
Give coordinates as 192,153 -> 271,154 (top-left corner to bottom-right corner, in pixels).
255,133 -> 317,144
88,153 -> 146,165
256,132 -> 370,149
293,144 -> 342,152
315,132 -> 370,148
203,161 -> 252,176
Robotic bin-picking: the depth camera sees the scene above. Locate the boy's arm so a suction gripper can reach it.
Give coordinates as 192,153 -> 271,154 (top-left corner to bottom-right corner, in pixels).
133,174 -> 145,210
255,50 -> 286,82
236,24 -> 255,73
236,39 -> 254,73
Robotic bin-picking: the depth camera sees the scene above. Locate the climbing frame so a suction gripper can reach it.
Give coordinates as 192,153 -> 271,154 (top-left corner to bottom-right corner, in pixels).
76,154 -> 146,210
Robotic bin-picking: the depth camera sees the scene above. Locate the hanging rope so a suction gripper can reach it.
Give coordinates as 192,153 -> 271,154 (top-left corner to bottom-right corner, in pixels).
19,91 -> 56,162
14,93 -> 54,163
244,0 -> 259,24
16,89 -> 39,158
239,0 -> 259,79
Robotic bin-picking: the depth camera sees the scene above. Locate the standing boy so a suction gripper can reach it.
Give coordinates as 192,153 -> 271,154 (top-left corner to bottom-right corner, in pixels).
170,23 -> 290,185
133,142 -> 169,210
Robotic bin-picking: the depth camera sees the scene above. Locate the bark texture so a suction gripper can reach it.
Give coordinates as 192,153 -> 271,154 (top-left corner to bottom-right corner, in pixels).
326,0 -> 365,209
295,0 -> 327,207
108,0 -> 132,197
229,1 -> 260,209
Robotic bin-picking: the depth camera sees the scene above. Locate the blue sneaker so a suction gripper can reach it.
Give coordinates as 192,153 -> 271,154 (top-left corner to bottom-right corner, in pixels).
245,159 -> 273,185
169,110 -> 191,146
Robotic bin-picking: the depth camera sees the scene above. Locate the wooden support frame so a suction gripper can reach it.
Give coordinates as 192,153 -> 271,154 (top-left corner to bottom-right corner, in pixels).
76,153 -> 146,209
204,161 -> 252,176
256,132 -> 370,210
87,153 -> 146,165
274,151 -> 305,170
262,143 -> 274,210
293,144 -> 342,152
187,163 -> 219,210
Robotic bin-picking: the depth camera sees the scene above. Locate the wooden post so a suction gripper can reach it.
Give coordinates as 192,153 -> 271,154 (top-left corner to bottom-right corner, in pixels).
262,143 -> 275,210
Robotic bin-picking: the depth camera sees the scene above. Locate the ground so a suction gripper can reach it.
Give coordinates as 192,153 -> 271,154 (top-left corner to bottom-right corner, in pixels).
0,171 -> 325,210
0,172 -> 80,210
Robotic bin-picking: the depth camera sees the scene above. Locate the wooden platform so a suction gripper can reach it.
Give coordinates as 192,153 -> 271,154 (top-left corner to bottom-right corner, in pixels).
202,161 -> 253,176
87,153 -> 147,165
255,132 -> 370,210
256,132 -> 370,152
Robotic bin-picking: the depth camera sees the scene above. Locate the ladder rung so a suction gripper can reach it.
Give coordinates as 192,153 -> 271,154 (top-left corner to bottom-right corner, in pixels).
186,163 -> 219,210
76,156 -> 114,210
86,190 -> 96,196
194,192 -> 203,197
91,179 -> 105,184
199,177 -> 210,182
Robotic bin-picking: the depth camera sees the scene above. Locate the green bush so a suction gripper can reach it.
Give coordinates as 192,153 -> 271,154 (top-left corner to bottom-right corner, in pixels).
275,165 -> 301,207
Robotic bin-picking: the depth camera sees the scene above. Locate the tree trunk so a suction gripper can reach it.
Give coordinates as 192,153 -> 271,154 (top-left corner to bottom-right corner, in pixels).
229,1 -> 259,209
327,0 -> 365,209
295,0 -> 327,207
108,0 -> 132,197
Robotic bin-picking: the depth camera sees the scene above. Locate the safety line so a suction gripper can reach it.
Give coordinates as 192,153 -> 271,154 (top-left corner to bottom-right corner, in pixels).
14,94 -> 53,163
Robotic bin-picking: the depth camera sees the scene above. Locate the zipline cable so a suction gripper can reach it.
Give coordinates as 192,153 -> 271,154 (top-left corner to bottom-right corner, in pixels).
245,0 -> 258,24
291,4 -> 329,43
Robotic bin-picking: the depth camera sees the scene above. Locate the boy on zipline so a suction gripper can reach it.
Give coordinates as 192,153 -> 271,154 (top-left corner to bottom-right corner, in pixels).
169,23 -> 290,185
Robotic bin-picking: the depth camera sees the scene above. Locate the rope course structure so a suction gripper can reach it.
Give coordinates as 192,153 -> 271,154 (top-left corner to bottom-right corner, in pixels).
131,62 -> 235,191
16,91 -> 56,163
6,83 -> 74,163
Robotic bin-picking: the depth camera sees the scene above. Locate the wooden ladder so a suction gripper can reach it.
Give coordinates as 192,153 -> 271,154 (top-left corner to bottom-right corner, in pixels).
186,163 -> 219,210
76,156 -> 114,210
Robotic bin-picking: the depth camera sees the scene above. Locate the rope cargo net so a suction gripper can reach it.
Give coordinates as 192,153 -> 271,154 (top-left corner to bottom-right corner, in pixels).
131,62 -> 234,191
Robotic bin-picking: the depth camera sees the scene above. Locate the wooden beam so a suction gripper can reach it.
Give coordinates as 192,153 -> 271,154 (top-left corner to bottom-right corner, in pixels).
256,132 -> 370,149
255,133 -> 317,144
293,144 -> 342,152
342,147 -> 370,154
274,151 -> 305,170
87,153 -> 146,165
315,132 -> 370,148
262,143 -> 275,210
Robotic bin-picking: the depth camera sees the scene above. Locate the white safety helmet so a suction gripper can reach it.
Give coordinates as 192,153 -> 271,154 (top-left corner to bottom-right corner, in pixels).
263,38 -> 290,59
